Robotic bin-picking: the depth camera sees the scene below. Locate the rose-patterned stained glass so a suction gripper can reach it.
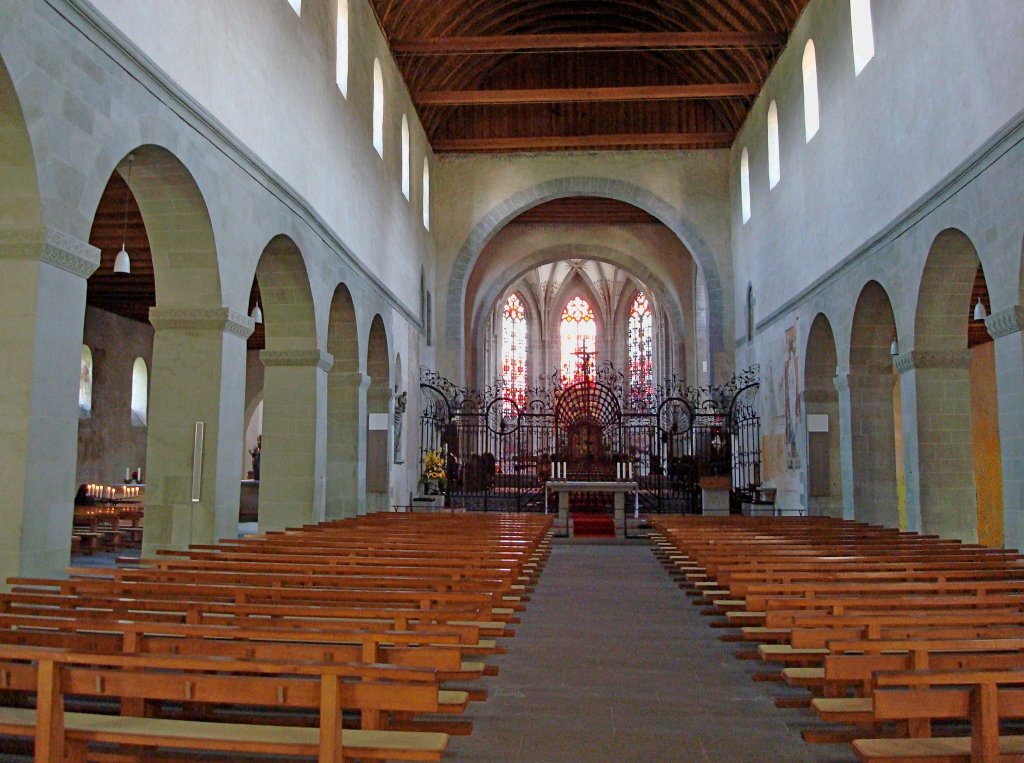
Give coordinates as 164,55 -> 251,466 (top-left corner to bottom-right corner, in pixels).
501,293 -> 528,403
560,296 -> 597,383
628,292 -> 653,399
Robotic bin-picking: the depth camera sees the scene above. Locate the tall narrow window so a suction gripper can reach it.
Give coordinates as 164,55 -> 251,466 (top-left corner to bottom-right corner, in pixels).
422,159 -> 430,229
287,0 -> 301,14
851,0 -> 875,75
746,284 -> 755,342
501,294 -> 528,405
802,41 -> 819,141
740,147 -> 751,223
130,358 -> 148,428
767,101 -> 780,189
560,296 -> 597,384
335,0 -> 348,97
401,115 -> 410,199
79,345 -> 93,419
628,292 -> 654,401
372,59 -> 384,158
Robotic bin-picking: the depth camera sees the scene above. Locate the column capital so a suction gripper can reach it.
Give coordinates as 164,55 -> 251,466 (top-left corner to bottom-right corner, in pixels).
986,305 -> 1023,339
832,373 -> 849,393
261,349 -> 334,372
894,349 -> 972,374
36,227 -> 100,279
149,307 -> 254,338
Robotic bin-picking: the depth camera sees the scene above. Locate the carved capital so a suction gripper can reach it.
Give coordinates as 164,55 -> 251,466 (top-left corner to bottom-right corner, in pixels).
39,227 -> 101,279
149,307 -> 255,338
895,349 -> 972,374
832,374 -> 849,393
986,305 -> 1023,339
261,349 -> 334,372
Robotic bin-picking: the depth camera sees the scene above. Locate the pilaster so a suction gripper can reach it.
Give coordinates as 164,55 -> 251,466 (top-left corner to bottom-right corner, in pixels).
986,306 -> 1024,550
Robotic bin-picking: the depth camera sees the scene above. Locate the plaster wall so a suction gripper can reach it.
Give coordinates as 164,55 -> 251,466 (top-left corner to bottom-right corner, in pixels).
77,307 -> 152,487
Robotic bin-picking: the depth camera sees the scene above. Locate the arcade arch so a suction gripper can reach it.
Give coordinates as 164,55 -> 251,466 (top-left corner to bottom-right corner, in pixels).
804,314 -> 843,517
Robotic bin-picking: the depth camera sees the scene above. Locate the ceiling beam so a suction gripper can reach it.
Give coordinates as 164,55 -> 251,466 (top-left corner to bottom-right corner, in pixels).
432,132 -> 733,152
417,83 -> 758,106
393,31 -> 787,55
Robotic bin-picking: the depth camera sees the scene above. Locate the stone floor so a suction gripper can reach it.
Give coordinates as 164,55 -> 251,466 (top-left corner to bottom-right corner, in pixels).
448,542 -> 856,763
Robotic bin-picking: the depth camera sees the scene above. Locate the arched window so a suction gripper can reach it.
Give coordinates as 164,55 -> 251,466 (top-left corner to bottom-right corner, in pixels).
802,40 -> 819,141
372,59 -> 384,158
560,296 -> 597,383
767,100 -> 780,189
79,345 -> 93,419
335,0 -> 348,97
851,0 -> 875,75
740,147 -> 751,223
501,294 -> 528,404
422,158 -> 430,229
287,0 -> 301,14
130,357 -> 148,428
401,115 -> 410,199
628,292 -> 653,400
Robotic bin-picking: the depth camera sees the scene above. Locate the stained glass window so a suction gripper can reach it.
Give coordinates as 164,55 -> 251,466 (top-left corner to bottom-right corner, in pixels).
560,296 -> 596,383
501,294 -> 528,403
628,292 -> 653,399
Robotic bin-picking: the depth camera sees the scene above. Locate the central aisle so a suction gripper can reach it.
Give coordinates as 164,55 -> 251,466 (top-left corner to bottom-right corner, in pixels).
449,543 -> 852,763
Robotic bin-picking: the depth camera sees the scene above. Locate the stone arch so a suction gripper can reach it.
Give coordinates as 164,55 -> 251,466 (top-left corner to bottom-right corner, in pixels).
366,315 -> 392,512
910,227 -> 995,543
804,313 -> 843,518
446,177 -> 726,374
0,53 -> 44,253
468,244 -> 690,385
848,281 -> 900,528
326,282 -> 362,518
253,234 -> 327,531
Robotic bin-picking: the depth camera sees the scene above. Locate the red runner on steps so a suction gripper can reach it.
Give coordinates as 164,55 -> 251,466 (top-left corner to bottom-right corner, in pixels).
570,512 -> 616,537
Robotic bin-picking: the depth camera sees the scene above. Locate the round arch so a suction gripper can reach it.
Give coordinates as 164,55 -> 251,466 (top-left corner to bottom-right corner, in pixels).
446,177 -> 726,372
326,282 -> 362,518
804,313 -> 843,517
366,315 -> 392,513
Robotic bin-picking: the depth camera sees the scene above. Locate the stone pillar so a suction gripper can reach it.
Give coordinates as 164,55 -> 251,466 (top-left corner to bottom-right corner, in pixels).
366,388 -> 393,514
143,308 -> 252,557
259,349 -> 333,531
843,368 -> 900,528
897,350 -> 977,542
326,371 -> 369,519
833,372 -> 856,521
0,229 -> 99,580
986,307 -> 1024,549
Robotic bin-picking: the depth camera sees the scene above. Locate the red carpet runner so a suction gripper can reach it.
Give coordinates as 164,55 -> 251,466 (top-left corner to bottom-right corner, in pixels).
570,512 -> 616,537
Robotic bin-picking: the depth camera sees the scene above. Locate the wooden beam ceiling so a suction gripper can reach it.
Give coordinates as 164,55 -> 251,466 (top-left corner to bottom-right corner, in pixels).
393,31 -> 788,55
372,0 -> 810,153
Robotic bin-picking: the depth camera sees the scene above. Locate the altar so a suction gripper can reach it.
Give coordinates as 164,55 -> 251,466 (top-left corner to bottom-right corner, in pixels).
544,480 -> 638,539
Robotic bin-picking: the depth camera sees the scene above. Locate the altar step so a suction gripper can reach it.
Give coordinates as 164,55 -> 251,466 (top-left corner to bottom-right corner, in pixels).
570,512 -> 616,538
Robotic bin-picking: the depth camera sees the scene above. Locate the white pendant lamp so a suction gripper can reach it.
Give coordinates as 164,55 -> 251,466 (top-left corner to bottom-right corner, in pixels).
250,303 -> 263,324
113,154 -> 134,274
889,334 -> 899,356
973,297 -> 987,321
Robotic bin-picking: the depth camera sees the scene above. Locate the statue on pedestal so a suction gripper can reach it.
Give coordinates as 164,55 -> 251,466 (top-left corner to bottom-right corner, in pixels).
393,391 -> 407,464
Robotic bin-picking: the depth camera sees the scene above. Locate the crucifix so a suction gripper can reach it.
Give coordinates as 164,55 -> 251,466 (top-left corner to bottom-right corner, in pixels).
572,338 -> 596,381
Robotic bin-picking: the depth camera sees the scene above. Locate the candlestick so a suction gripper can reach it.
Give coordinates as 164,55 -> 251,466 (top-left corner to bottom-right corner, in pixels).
550,462 -> 555,479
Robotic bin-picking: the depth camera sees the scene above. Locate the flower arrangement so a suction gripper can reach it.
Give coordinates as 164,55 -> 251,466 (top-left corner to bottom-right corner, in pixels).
420,449 -> 447,493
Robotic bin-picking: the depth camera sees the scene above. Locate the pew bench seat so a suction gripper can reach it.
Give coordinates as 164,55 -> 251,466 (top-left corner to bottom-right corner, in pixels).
812,697 -> 875,723
782,667 -> 825,688
0,707 -> 450,761
853,734 -> 1024,762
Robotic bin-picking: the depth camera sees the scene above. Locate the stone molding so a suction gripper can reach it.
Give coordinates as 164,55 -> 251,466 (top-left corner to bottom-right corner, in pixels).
985,306 -> 1023,339
149,307 -> 254,338
894,349 -> 972,374
261,349 -> 335,372
35,227 -> 101,279
832,374 -> 849,393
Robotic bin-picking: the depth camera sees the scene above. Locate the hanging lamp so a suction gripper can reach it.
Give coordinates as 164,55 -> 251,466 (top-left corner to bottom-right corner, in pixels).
973,297 -> 987,321
250,303 -> 263,324
889,334 -> 899,356
113,154 -> 134,274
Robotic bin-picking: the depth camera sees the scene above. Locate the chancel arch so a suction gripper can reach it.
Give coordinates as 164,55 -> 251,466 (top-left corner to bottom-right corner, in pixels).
908,227 -> 1000,544
846,280 -> 901,529
804,313 -> 843,517
325,282 -> 363,518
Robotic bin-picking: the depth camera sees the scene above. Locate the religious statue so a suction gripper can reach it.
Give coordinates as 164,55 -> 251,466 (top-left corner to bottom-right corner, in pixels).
393,391 -> 407,464
249,434 -> 261,481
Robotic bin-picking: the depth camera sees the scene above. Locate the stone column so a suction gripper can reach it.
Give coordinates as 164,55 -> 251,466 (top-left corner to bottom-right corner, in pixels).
0,229 -> 99,580
326,371 -> 369,519
897,350 -> 977,542
833,372 -> 856,521
843,368 -> 900,528
259,349 -> 333,531
143,308 -> 252,557
986,306 -> 1024,549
